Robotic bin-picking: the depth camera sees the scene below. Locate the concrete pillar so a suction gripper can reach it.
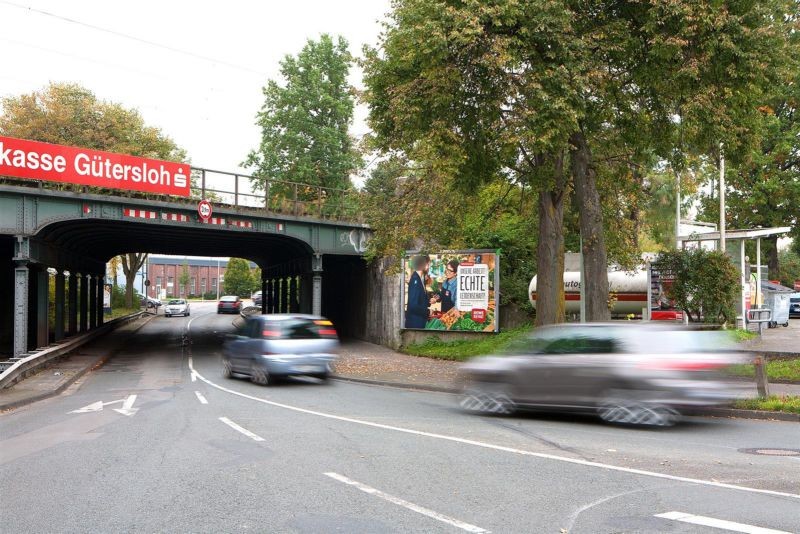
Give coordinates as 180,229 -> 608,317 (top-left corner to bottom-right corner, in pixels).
79,273 -> 89,332
35,267 -> 49,349
96,277 -> 104,327
261,277 -> 267,314
289,275 -> 298,313
89,275 -> 98,329
265,279 -> 273,314
54,271 -> 65,341
299,273 -> 313,314
13,260 -> 29,357
68,273 -> 78,336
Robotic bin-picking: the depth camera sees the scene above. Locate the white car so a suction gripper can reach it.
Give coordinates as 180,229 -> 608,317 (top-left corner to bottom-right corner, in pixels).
165,299 -> 190,317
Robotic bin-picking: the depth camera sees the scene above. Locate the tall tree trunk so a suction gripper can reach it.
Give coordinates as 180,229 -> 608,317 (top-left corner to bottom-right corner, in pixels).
766,236 -> 779,281
570,131 -> 610,322
121,253 -> 148,308
535,155 -> 567,326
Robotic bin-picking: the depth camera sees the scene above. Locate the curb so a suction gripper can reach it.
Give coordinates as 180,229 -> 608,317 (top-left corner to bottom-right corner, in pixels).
0,313 -> 158,412
332,375 -> 799,422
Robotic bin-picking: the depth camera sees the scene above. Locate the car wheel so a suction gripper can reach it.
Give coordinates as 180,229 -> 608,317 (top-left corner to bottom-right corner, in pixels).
165,314 -> 171,317
597,390 -> 677,427
250,365 -> 272,386
222,359 -> 233,379
460,384 -> 516,415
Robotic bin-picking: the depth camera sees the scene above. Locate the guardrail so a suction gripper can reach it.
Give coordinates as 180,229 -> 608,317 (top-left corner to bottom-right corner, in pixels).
0,312 -> 147,390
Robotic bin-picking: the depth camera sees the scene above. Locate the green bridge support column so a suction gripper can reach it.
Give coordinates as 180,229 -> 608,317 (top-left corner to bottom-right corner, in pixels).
89,275 -> 98,330
79,273 -> 89,333
54,271 -> 65,342
13,260 -> 29,357
288,275 -> 298,313
34,266 -> 49,350
68,272 -> 78,336
261,277 -> 267,315
312,255 -> 323,317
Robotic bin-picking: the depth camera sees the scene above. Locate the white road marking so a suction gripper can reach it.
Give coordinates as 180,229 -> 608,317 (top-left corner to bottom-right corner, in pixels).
187,361 -> 800,501
655,511 -> 792,534
325,472 -> 488,533
194,391 -> 208,404
218,417 -> 264,442
191,371 -> 197,382
69,395 -> 137,416
112,394 -> 138,416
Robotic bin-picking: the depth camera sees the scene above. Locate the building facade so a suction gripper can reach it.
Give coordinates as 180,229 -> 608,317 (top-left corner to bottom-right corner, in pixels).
144,257 -> 237,299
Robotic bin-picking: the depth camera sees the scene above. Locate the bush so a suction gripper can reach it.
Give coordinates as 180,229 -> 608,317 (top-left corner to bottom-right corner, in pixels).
202,292 -> 217,300
111,285 -> 127,308
655,248 -> 740,325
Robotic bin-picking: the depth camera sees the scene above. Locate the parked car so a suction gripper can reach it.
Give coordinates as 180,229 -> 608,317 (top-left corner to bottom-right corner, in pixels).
790,295 -> 800,318
458,323 -> 751,427
164,299 -> 190,317
217,295 -> 242,314
252,291 -> 263,307
222,314 -> 339,384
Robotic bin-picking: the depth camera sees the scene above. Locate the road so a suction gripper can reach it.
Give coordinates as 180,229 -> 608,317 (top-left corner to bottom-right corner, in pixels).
1,302 -> 798,533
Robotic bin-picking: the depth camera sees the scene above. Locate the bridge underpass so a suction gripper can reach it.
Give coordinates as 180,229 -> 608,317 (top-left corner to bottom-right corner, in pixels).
0,184 -> 374,360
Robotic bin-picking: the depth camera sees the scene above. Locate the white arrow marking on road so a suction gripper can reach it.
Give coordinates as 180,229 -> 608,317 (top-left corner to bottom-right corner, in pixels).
195,391 -> 208,404
112,395 -> 138,416
191,370 -> 197,382
655,511 -> 792,534
68,398 -> 128,414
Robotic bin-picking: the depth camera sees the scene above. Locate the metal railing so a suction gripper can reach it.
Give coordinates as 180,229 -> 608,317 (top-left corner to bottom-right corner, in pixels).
0,167 -> 365,223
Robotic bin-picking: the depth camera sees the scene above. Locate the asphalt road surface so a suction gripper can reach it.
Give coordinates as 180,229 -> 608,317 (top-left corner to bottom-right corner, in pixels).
2,302 -> 798,533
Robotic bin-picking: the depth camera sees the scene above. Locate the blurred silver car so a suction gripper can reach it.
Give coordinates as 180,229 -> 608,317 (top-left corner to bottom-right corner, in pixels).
222,314 -> 339,385
165,299 -> 190,317
458,323 -> 751,426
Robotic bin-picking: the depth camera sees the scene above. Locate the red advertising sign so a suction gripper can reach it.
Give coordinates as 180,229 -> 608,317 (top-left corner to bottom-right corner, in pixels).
0,135 -> 190,197
471,309 -> 487,323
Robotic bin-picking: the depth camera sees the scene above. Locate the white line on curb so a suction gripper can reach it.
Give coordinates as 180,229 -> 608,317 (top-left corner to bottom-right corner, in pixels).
194,391 -> 208,404
324,472 -> 488,533
186,360 -> 800,502
219,417 -> 264,442
654,511 -> 792,534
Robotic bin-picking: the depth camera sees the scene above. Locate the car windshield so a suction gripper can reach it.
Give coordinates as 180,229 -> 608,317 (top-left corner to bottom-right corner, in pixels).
168,299 -> 184,305
220,296 -> 237,302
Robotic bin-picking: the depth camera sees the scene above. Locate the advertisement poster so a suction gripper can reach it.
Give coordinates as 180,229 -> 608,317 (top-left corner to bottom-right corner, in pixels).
402,250 -> 499,332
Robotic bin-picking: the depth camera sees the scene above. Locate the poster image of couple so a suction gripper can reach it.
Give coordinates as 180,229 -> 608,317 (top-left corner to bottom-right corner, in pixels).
403,251 -> 498,332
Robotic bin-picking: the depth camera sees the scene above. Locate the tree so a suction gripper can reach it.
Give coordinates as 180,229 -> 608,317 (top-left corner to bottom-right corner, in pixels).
120,253 -> 148,308
179,261 -> 190,297
250,266 -> 263,294
363,0 -> 795,325
223,258 -> 253,297
244,35 -> 361,198
0,82 -> 187,305
656,248 -> 740,325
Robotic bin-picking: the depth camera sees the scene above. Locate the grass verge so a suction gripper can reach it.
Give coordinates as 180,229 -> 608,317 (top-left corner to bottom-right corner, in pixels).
107,307 -> 143,320
402,325 -> 532,361
730,329 -> 758,343
733,395 -> 800,414
725,358 -> 800,382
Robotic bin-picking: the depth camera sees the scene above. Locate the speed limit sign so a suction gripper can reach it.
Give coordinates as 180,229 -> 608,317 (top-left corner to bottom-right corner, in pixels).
198,199 -> 213,221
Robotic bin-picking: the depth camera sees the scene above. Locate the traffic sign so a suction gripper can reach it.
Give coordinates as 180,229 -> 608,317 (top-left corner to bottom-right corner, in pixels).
145,279 -> 151,287
198,199 -> 213,221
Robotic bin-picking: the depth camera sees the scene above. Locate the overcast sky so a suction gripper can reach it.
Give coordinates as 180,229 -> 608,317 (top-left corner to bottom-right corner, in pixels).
0,0 -> 390,178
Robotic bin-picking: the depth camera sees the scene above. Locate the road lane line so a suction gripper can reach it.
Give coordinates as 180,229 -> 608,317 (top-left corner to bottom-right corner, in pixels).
194,391 -> 208,404
218,417 -> 264,442
655,511 -> 792,534
324,472 -> 488,533
188,361 -> 800,501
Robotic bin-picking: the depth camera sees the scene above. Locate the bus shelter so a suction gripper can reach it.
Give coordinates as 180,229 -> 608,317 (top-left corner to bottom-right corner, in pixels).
677,226 -> 791,328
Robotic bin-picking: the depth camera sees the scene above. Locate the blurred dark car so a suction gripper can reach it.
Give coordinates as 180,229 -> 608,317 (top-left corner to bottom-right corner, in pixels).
458,323 -> 750,426
138,294 -> 161,308
790,296 -> 800,318
217,295 -> 242,314
222,314 -> 339,384
252,291 -> 263,307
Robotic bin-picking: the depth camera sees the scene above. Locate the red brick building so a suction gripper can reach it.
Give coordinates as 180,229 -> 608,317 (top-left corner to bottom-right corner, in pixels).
145,257 -> 236,299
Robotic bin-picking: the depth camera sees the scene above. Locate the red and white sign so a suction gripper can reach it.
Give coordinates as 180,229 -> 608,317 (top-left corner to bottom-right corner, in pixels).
471,309 -> 487,323
197,199 -> 212,221
229,220 -> 253,228
162,212 -> 189,222
124,208 -> 158,219
0,135 -> 190,197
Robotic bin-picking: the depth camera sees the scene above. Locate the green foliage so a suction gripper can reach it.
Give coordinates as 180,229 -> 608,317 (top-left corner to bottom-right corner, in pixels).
403,325 -> 532,361
779,248 -> 800,288
222,258 -> 253,297
0,82 -> 186,162
111,285 -> 127,309
244,35 -> 361,195
733,395 -> 800,414
179,262 -> 190,295
656,248 -> 740,325
250,267 -> 263,294
726,358 -> 800,383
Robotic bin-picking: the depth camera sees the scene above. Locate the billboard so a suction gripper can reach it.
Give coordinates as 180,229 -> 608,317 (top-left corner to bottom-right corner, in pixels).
0,135 -> 190,197
402,250 -> 499,332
